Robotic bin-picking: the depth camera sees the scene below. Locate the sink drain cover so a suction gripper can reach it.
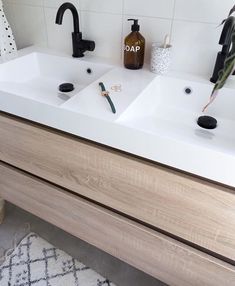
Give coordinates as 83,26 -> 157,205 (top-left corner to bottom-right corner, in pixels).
59,83 -> 74,93
197,116 -> 217,130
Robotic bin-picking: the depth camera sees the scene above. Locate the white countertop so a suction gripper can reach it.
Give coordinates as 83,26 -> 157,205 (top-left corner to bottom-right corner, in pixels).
1,47 -> 235,188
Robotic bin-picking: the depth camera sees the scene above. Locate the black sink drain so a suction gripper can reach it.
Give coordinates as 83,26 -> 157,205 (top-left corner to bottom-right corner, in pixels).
59,83 -> 74,93
197,116 -> 217,130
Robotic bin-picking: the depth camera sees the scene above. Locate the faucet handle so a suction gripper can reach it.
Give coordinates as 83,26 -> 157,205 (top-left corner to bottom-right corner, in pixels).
72,33 -> 96,57
82,40 -> 95,52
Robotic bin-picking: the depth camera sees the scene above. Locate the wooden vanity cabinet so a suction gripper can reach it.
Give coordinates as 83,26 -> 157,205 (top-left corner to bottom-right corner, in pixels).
0,197 -> 4,224
0,112 -> 235,285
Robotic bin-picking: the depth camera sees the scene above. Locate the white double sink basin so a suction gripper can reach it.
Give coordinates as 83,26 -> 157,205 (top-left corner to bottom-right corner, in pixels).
1,47 -> 235,188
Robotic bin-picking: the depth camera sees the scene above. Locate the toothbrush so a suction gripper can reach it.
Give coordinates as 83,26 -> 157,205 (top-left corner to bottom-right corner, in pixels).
163,35 -> 170,48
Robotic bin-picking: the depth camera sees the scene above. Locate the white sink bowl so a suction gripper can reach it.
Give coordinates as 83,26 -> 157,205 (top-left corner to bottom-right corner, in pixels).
0,52 -> 112,106
118,75 -> 235,154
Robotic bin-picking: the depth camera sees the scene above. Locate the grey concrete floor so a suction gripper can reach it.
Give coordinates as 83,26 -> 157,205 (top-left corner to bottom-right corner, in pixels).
0,202 -> 166,286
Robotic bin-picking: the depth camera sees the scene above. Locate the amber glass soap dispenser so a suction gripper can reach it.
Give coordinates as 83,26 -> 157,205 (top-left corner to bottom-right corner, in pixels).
124,19 -> 145,70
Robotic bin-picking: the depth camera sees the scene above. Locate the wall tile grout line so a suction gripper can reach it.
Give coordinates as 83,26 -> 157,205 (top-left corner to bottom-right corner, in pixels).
42,0 -> 49,49
170,0 -> 177,42
121,0 -> 125,63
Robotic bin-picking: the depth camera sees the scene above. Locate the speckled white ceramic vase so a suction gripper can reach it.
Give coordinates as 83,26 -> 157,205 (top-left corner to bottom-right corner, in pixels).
150,43 -> 172,75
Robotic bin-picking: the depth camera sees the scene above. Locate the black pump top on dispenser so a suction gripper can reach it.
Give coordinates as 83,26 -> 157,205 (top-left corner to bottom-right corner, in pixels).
128,19 -> 140,32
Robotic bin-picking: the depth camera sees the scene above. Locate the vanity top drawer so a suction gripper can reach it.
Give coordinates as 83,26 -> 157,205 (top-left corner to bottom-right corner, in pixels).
0,113 -> 235,262
0,162 -> 234,286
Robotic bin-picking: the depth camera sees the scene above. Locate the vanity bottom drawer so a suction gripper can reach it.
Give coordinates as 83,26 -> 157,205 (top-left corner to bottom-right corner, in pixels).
0,162 -> 234,286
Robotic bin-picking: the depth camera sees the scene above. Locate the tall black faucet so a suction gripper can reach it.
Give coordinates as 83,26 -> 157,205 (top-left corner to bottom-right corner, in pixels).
210,16 -> 235,83
55,2 -> 95,58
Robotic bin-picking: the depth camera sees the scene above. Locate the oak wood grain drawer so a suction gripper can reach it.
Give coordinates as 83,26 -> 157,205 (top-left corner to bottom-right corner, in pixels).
0,113 -> 235,262
0,162 -> 235,286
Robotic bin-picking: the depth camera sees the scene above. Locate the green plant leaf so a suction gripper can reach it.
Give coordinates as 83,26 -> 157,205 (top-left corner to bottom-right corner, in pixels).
229,5 -> 235,16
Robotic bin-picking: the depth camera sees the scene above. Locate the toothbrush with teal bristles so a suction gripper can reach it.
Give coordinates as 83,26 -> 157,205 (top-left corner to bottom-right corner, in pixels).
99,82 -> 116,114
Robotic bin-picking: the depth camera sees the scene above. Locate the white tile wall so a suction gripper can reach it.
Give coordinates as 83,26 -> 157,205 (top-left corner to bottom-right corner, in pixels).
174,0 -> 235,23
45,7 -> 75,55
3,3 -> 47,48
124,0 -> 175,19
80,0 -> 122,15
2,0 -> 233,75
81,12 -> 123,62
171,21 -> 222,75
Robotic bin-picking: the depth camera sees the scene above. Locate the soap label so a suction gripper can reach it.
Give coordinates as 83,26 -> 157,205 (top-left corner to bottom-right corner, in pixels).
124,45 -> 141,53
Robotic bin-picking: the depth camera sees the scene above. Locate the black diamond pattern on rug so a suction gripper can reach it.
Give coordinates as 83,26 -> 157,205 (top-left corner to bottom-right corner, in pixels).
0,233 -> 116,286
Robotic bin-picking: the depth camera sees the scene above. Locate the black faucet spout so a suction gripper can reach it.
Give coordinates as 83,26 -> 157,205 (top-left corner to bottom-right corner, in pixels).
210,16 -> 235,83
55,2 -> 80,33
219,16 -> 235,47
55,2 -> 95,58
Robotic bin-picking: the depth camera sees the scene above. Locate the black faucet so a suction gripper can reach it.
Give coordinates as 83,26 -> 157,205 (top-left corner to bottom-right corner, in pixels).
55,2 -> 95,58
210,16 -> 235,83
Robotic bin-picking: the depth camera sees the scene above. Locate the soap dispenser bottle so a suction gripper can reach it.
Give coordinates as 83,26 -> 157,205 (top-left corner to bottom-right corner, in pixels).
124,19 -> 145,70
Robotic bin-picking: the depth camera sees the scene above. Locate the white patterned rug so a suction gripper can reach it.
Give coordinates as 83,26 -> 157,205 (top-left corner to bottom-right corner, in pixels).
0,233 -> 116,286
